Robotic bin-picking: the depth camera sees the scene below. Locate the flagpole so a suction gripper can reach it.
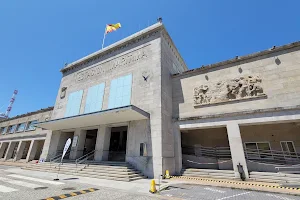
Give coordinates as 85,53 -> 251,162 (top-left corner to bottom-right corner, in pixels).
102,25 -> 107,49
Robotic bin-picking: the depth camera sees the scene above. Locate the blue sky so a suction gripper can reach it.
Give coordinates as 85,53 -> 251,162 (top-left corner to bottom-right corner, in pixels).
0,0 -> 299,117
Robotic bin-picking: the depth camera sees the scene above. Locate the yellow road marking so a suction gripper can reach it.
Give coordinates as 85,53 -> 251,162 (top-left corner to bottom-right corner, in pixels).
89,188 -> 95,192
70,192 -> 77,196
59,194 -> 67,198
46,198 -> 55,200
80,190 -> 86,194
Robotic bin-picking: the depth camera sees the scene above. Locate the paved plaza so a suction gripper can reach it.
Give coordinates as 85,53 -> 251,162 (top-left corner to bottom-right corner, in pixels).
0,165 -> 299,200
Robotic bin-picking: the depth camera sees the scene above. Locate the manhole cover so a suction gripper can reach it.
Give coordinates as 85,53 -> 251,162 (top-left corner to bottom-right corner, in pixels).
62,187 -> 76,190
34,187 -> 48,190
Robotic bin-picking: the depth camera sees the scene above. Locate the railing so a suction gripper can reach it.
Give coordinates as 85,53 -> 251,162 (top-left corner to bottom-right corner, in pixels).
49,150 -> 70,170
182,145 -> 300,165
244,148 -> 300,164
75,150 -> 95,172
182,145 -> 232,159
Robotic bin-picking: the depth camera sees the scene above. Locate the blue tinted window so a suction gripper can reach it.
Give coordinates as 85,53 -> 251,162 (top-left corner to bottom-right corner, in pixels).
108,74 -> 132,109
65,90 -> 83,117
84,83 -> 105,113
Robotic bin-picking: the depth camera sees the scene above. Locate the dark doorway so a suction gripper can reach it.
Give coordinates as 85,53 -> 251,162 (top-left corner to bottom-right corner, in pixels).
83,129 -> 97,157
108,126 -> 128,162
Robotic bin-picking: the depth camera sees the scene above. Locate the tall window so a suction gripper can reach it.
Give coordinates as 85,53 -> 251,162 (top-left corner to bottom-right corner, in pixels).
26,120 -> 38,131
7,125 -> 17,134
108,74 -> 132,109
65,90 -> 83,117
0,127 -> 7,135
84,83 -> 105,114
16,123 -> 26,132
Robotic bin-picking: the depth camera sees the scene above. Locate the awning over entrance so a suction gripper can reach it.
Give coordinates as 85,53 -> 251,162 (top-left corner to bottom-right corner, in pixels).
36,105 -> 150,131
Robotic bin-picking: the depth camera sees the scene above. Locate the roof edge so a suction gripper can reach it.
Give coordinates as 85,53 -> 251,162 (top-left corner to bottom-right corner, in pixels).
61,22 -> 164,73
173,41 -> 300,78
0,107 -> 54,123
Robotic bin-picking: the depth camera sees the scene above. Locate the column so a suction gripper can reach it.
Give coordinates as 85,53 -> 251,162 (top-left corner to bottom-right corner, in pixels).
173,123 -> 182,175
14,141 -> 26,161
4,142 -> 17,160
94,126 -> 111,161
226,122 -> 249,179
0,142 -> 8,158
69,129 -> 86,160
26,140 -> 39,162
40,131 -> 61,161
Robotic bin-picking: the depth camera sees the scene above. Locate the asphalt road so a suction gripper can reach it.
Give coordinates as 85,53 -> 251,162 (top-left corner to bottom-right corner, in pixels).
160,183 -> 300,200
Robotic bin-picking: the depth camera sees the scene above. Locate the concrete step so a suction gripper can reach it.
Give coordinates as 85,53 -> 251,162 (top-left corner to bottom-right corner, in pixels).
181,168 -> 235,179
22,162 -> 144,182
249,171 -> 300,183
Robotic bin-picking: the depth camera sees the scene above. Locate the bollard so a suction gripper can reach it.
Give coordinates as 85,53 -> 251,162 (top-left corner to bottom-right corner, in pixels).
165,170 -> 170,179
149,179 -> 157,193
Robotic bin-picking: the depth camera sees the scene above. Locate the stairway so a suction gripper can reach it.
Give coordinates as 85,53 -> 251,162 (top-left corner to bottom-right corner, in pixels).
23,161 -> 145,182
181,168 -> 236,180
249,171 -> 300,183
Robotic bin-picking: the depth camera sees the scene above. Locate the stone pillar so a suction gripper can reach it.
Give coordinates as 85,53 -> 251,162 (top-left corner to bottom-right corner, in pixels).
40,131 -> 61,161
226,122 -> 249,179
4,142 -> 17,160
0,142 -> 8,158
14,141 -> 26,161
94,126 -> 111,161
173,123 -> 182,175
26,140 -> 39,162
69,129 -> 86,160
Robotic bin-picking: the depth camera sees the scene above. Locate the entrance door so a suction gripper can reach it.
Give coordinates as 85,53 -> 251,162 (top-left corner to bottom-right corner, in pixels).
108,126 -> 127,161
83,129 -> 98,159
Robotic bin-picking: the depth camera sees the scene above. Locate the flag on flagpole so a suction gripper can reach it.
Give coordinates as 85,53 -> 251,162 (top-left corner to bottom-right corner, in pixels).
105,23 -> 121,34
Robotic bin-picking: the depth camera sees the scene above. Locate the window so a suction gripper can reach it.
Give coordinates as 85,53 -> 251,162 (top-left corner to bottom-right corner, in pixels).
84,83 -> 105,114
108,74 -> 132,109
65,90 -> 83,117
26,120 -> 38,131
281,141 -> 297,159
16,123 -> 26,132
245,142 -> 271,159
7,125 -> 17,134
0,127 -> 7,135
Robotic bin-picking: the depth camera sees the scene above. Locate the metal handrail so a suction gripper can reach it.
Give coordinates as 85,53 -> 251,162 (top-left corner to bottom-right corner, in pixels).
75,150 -> 95,172
49,150 -> 70,170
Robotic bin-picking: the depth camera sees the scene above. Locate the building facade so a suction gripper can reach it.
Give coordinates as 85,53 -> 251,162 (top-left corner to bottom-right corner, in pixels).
0,107 -> 53,162
1,22 -> 300,179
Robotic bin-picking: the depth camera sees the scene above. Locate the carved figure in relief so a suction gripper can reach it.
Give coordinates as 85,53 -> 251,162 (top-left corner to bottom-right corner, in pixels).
194,75 -> 265,105
194,85 -> 210,104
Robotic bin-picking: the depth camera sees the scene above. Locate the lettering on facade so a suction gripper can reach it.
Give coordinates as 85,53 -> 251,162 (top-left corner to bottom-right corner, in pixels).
76,49 -> 148,82
194,75 -> 266,106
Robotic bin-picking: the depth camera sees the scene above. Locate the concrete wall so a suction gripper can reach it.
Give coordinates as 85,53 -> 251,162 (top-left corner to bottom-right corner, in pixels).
182,127 -> 229,147
240,122 -> 300,152
173,47 -> 300,119
126,119 -> 153,178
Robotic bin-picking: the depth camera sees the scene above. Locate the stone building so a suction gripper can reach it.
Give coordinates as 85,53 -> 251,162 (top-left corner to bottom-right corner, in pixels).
1,22 -> 300,180
0,107 -> 53,162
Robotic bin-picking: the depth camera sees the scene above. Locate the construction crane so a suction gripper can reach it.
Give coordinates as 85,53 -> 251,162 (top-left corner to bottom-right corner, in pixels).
0,90 -> 18,119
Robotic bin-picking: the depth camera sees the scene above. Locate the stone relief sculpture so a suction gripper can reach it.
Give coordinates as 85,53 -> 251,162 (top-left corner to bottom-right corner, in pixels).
194,75 -> 265,106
